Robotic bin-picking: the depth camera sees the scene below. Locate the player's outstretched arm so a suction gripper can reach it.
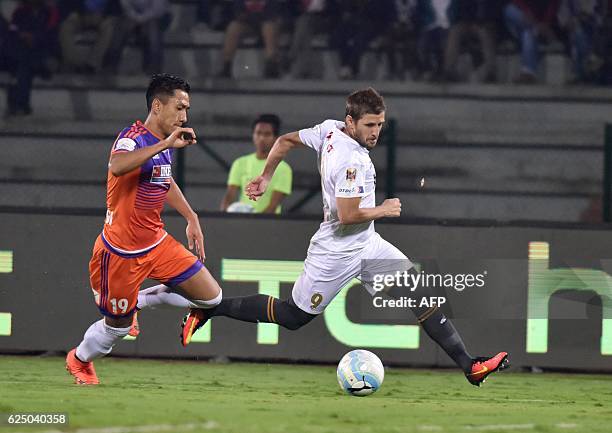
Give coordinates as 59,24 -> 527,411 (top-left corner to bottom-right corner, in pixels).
336,197 -> 402,225
246,132 -> 304,200
108,127 -> 196,177
166,179 -> 205,262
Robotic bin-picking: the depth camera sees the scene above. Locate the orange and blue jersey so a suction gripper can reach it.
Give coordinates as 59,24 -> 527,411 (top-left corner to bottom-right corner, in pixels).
89,120 -> 203,318
102,120 -> 173,257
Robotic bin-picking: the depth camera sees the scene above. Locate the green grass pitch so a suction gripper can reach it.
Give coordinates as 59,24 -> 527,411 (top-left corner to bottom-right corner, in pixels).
1,355 -> 611,433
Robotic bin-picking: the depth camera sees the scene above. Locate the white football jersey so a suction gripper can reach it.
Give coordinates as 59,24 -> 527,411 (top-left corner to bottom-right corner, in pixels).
298,119 -> 377,256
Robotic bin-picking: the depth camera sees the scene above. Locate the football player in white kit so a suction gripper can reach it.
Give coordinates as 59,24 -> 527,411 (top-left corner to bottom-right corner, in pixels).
181,88 -> 509,386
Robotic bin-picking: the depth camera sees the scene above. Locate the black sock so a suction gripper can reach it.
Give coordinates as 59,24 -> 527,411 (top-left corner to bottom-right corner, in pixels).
385,268 -> 474,373
418,308 -> 474,373
208,295 -> 270,323
207,295 -> 316,330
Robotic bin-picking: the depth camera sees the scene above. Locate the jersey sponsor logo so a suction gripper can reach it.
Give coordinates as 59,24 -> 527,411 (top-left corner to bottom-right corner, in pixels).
357,186 -> 364,193
151,164 -> 172,184
346,168 -> 357,181
338,187 -> 357,194
114,137 -> 137,152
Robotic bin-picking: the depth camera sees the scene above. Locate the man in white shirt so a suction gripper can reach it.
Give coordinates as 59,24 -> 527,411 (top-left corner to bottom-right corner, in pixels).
181,88 -> 508,387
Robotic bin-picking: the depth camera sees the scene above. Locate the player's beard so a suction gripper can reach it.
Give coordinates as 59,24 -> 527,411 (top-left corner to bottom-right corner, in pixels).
360,137 -> 377,150
350,130 -> 374,150
346,125 -> 377,150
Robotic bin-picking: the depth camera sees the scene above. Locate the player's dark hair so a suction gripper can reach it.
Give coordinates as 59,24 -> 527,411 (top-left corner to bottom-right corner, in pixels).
345,88 -> 386,121
146,74 -> 191,112
252,114 -> 281,136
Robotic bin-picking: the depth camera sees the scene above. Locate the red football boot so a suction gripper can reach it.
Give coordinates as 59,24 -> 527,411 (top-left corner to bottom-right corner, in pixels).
180,309 -> 209,347
466,352 -> 510,387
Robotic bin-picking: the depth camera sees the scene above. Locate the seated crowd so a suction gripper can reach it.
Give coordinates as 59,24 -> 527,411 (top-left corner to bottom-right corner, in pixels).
1,0 -> 611,116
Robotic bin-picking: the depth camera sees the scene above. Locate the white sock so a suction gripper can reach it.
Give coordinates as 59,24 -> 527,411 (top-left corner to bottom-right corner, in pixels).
137,284 -> 195,310
190,289 -> 222,309
75,319 -> 130,362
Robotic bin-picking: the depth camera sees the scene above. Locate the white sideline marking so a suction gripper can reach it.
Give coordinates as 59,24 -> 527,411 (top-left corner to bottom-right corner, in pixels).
424,395 -> 565,405
463,425 -> 535,431
448,397 -> 564,404
416,423 -> 578,432
34,421 -> 218,433
502,399 -> 560,403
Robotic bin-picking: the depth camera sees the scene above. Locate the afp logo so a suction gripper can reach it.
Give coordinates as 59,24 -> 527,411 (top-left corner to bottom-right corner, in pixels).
151,165 -> 172,184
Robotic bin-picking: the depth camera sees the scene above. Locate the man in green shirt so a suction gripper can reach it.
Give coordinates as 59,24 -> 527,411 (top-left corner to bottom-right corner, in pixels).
221,114 -> 293,214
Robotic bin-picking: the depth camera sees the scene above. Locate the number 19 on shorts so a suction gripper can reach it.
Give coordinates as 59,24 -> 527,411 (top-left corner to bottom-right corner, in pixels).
110,298 -> 128,314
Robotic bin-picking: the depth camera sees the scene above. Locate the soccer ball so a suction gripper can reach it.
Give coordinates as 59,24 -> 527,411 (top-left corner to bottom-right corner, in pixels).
336,350 -> 384,396
227,201 -> 254,213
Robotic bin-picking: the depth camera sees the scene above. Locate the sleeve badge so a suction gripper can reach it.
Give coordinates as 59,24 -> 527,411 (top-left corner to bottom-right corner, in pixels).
346,168 -> 357,181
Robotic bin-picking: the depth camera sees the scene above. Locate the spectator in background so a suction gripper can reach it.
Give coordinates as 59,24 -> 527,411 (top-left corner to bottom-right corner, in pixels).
59,0 -> 119,74
382,0 -> 420,81
504,0 -> 561,84
285,0 -> 335,78
193,0 -> 234,33
415,0 -> 452,81
330,0 -> 395,80
2,0 -> 59,117
221,114 -> 292,214
0,11 -> 8,52
558,0 -> 602,84
106,0 -> 169,74
1,10 -> 11,109
443,0 -> 501,83
594,0 -> 612,84
217,0 -> 282,79
196,0 -> 212,31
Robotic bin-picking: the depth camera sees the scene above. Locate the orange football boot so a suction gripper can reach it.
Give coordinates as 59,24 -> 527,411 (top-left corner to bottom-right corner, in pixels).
128,312 -> 140,337
65,348 -> 100,385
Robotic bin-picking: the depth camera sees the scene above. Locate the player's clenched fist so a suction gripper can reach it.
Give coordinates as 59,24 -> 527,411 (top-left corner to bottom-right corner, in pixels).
165,127 -> 197,148
381,198 -> 401,217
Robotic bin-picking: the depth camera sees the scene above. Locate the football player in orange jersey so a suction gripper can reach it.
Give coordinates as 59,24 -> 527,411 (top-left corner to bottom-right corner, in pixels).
66,74 -> 223,385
